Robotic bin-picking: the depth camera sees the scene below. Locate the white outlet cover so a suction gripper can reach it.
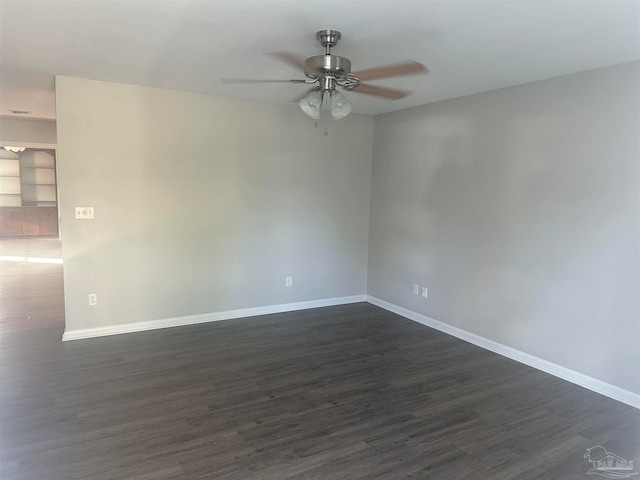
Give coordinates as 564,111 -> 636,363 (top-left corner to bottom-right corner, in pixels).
422,287 -> 428,298
75,207 -> 94,219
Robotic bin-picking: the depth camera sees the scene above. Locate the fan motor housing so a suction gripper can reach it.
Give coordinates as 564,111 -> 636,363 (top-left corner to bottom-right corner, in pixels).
304,55 -> 351,80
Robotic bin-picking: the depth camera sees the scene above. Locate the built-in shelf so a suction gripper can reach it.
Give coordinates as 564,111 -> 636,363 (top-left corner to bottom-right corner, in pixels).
20,151 -> 57,206
0,148 -> 59,236
0,153 -> 22,207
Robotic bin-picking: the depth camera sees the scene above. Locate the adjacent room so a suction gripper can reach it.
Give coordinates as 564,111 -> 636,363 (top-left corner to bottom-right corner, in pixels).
0,1 -> 638,479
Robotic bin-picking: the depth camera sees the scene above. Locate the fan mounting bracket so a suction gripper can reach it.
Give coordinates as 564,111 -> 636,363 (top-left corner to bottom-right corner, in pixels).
316,29 -> 341,49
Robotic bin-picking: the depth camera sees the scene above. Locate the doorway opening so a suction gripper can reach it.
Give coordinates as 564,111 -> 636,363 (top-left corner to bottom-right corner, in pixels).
0,145 -> 64,335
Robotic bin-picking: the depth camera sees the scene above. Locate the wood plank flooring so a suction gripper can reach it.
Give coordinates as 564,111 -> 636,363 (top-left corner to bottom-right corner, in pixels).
0,237 -> 65,334
0,238 -> 638,479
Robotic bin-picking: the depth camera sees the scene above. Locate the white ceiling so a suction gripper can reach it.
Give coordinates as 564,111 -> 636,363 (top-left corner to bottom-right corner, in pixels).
1,0 -> 638,120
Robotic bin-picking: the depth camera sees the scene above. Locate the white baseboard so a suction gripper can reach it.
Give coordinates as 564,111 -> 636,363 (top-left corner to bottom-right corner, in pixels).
62,295 -> 366,342
366,295 -> 640,410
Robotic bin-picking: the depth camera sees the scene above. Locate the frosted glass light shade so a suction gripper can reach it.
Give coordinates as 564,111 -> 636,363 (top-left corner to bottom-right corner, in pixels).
330,91 -> 351,119
299,90 -> 323,119
3,146 -> 25,153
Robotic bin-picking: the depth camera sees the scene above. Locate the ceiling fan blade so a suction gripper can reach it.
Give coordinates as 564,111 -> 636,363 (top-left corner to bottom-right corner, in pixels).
269,52 -> 307,73
352,61 -> 427,81
222,78 -> 308,84
350,83 -> 410,100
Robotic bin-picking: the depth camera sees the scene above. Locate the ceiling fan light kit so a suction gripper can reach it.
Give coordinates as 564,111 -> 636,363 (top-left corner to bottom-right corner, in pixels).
299,88 -> 352,121
329,91 -> 351,119
223,29 -> 427,129
299,90 -> 323,119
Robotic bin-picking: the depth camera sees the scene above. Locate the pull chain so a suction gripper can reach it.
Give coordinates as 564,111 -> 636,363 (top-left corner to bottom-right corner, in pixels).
324,92 -> 329,136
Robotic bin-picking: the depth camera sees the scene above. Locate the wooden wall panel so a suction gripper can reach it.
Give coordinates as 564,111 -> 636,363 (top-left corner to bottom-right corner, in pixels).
0,207 -> 58,237
0,207 -> 23,236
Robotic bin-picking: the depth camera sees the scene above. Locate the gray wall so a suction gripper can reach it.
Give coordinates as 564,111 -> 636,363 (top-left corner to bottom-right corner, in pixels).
0,116 -> 57,145
368,62 -> 639,394
56,76 -> 373,331
56,64 -> 638,396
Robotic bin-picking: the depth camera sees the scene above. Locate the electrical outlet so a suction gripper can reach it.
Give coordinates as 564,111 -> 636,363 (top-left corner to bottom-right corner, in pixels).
413,284 -> 419,295
421,287 -> 428,299
88,293 -> 97,306
75,207 -> 94,219
285,276 -> 293,287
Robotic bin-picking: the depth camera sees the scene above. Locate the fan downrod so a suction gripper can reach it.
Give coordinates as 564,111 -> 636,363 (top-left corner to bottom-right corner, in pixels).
304,29 -> 351,83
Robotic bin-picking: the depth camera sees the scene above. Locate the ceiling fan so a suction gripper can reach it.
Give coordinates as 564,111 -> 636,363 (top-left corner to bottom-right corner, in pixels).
222,29 -> 427,120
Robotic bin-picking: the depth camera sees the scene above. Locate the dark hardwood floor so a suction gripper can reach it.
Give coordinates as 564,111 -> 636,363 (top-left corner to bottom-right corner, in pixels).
1,238 -> 638,479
